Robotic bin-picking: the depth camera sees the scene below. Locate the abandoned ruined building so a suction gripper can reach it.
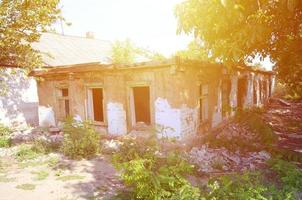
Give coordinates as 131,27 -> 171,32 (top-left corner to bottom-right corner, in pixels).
30,33 -> 274,139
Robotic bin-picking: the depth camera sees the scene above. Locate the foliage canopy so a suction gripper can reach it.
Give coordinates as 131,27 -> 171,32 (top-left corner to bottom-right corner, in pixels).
111,39 -> 166,65
0,0 -> 61,69
175,0 -> 302,96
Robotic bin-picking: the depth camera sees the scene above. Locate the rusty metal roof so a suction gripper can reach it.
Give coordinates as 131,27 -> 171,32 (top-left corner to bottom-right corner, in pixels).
32,32 -> 112,67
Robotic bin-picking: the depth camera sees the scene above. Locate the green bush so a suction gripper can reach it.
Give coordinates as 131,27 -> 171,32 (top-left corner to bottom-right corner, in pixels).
114,135 -> 200,200
0,123 -> 11,136
61,118 -> 100,159
0,124 -> 12,148
116,153 -> 200,200
31,138 -> 61,154
205,172 -> 269,200
203,159 -> 302,200
113,133 -> 158,163
16,145 -> 40,161
0,136 -> 11,148
268,159 -> 302,193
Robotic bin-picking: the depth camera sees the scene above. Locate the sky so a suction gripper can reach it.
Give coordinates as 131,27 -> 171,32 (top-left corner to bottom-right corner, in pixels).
53,0 -> 273,70
53,0 -> 191,57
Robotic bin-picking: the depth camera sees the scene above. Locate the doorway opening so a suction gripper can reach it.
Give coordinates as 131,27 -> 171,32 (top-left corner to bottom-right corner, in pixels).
87,88 -> 104,122
131,86 -> 151,125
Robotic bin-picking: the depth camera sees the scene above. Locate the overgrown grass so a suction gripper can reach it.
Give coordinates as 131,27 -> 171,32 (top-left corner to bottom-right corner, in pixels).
31,170 -> 49,181
16,183 -> 36,190
15,144 -> 41,161
31,138 -> 61,154
0,123 -> 12,148
0,175 -> 16,183
19,155 -> 59,168
202,158 -> 302,200
56,175 -> 85,181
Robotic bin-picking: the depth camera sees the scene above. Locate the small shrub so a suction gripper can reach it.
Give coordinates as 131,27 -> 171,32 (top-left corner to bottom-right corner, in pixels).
31,138 -> 61,154
117,153 -> 200,200
16,183 -> 36,190
56,175 -> 85,181
0,175 -> 16,182
0,123 -> 12,136
15,145 -> 40,161
205,172 -> 269,200
113,132 -> 158,163
114,135 -> 200,200
61,118 -> 100,159
268,159 -> 302,192
0,136 -> 11,148
0,124 -> 12,147
31,170 -> 49,181
203,159 -> 302,200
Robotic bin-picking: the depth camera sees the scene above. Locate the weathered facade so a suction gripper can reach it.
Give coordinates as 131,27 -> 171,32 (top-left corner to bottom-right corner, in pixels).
32,59 -> 274,139
0,68 -> 39,127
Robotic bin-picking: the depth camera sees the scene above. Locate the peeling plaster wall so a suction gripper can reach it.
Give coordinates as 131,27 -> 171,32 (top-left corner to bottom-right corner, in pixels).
37,79 -> 56,126
35,64 -> 274,139
107,102 -> 127,135
155,97 -> 182,138
245,73 -> 254,108
180,105 -> 198,138
229,75 -> 238,116
69,79 -> 86,120
212,81 -> 223,127
155,98 -> 198,138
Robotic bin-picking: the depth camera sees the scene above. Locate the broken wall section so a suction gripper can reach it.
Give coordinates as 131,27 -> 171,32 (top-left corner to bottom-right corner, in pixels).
154,98 -> 198,139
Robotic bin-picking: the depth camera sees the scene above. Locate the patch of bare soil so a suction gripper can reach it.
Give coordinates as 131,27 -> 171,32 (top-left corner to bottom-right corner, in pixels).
0,148 -> 123,200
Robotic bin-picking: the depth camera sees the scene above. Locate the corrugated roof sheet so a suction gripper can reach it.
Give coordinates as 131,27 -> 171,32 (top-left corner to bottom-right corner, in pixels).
32,32 -> 112,67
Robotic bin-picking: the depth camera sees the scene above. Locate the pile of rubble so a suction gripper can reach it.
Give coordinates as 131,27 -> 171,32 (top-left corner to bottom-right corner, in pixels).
214,122 -> 257,141
9,126 -> 63,146
187,145 -> 271,173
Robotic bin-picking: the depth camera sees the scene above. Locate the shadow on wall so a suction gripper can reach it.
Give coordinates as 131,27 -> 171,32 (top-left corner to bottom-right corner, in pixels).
0,68 -> 38,127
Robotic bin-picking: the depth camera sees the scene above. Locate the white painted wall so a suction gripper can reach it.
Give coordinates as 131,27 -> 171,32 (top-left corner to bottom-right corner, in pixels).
0,69 -> 39,127
155,97 -> 182,138
107,102 -> 127,135
38,106 -> 56,127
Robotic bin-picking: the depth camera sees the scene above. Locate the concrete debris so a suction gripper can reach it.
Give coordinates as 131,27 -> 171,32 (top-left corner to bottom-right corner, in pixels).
214,122 -> 258,142
10,127 -> 63,145
49,127 -> 61,134
263,99 -> 302,155
102,139 -> 122,153
187,145 -> 271,173
269,98 -> 291,107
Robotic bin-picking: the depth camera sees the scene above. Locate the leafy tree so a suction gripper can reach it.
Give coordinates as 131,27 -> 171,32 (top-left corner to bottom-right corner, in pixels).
0,0 -> 61,69
175,0 -> 302,97
176,39 -> 211,61
111,39 -> 139,65
112,39 -> 166,64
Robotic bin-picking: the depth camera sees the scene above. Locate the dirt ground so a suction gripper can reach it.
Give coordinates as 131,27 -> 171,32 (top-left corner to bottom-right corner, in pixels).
0,148 -> 123,200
